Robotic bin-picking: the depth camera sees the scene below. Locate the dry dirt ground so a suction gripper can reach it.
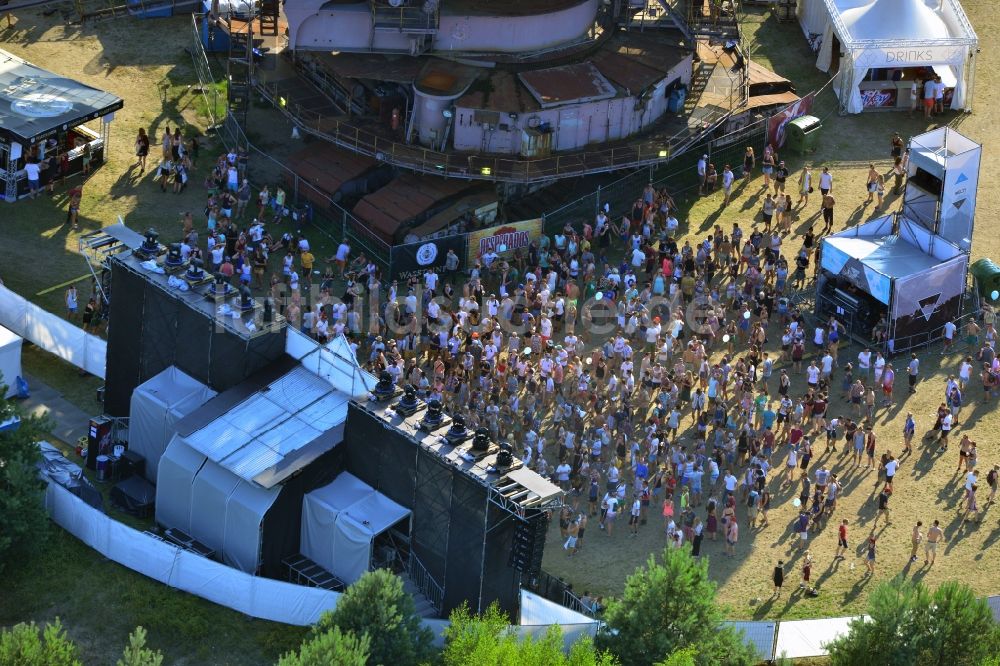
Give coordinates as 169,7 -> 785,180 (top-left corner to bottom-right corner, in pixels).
541,3 -> 1000,624
0,1 -> 998,656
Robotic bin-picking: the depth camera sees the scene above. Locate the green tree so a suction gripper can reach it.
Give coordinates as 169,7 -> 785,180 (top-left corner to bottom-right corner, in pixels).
655,647 -> 697,666
827,578 -> 1000,666
0,618 -> 80,666
117,626 -> 164,666
312,569 -> 433,666
595,547 -> 756,666
278,626 -> 370,666
441,603 -> 616,666
0,384 -> 51,574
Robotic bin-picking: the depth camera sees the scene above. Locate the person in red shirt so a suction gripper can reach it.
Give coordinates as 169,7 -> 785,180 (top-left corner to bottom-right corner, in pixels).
219,256 -> 235,281
835,519 -> 848,559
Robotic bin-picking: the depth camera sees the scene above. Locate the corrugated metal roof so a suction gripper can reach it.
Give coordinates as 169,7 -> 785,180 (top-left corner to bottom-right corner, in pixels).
182,364 -> 351,488
591,49 -> 667,94
518,62 -> 617,109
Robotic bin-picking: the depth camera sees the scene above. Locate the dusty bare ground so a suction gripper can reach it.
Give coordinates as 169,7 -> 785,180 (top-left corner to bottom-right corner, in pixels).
542,5 -> 1000,624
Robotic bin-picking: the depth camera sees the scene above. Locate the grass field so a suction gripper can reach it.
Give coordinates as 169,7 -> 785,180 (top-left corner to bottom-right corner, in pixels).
0,2 -> 999,664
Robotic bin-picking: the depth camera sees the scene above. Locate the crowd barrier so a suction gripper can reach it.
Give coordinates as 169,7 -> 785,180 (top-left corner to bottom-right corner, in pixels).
44,481 -> 341,626
0,283 -> 106,379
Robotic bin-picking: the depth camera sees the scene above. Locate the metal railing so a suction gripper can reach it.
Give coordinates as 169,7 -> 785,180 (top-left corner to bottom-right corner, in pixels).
541,114 -> 768,236
256,78 -> 735,185
370,0 -> 439,33
685,0 -> 742,36
189,15 -> 392,273
887,290 -> 981,356
406,552 -> 444,615
563,588 -> 599,618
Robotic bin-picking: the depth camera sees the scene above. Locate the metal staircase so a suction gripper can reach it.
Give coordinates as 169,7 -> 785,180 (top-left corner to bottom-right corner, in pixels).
259,0 -> 279,36
78,227 -> 134,309
226,10 -> 255,155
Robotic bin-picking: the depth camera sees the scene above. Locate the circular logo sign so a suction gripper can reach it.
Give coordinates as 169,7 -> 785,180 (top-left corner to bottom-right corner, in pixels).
10,93 -> 73,119
416,242 -> 438,266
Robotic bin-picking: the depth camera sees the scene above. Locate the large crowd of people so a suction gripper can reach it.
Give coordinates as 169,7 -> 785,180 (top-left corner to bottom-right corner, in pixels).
153,130 -> 997,606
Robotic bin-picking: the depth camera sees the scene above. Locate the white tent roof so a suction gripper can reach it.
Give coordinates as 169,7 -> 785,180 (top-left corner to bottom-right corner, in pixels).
182,365 -> 349,489
287,329 -> 377,398
0,324 -> 22,398
129,367 -> 216,482
825,0 -> 976,47
301,472 -> 411,584
841,0 -> 947,42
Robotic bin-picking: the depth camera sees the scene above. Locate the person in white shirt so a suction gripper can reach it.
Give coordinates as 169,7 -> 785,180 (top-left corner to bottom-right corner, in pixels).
857,348 -> 872,381
874,352 -> 887,386
934,76 -> 946,115
942,319 -> 957,354
24,160 -> 42,198
555,462 -> 571,489
631,246 -> 645,269
629,498 -> 642,536
722,165 -> 735,206
697,154 -> 708,194
820,353 -> 834,380
424,270 -> 438,294
806,361 -> 820,388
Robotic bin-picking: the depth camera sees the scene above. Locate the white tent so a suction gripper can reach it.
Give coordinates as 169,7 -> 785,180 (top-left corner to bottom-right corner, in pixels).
0,324 -> 22,398
813,0 -> 977,113
129,367 -> 216,482
301,472 -> 411,585
156,437 -> 282,573
155,358 -> 357,575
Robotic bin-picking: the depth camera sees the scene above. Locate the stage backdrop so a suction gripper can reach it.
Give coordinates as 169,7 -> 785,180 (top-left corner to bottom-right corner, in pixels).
466,219 -> 543,268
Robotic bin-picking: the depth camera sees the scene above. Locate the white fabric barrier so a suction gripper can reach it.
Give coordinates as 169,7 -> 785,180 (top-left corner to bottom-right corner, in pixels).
45,481 -> 340,626
0,283 -> 106,379
0,324 -> 23,397
773,615 -> 862,659
520,590 -> 597,627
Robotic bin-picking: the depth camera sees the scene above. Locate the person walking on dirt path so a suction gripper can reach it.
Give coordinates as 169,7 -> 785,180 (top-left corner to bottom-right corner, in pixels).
820,192 -> 835,234
909,521 -> 923,563
772,560 -> 785,597
135,128 -> 150,174
865,531 -> 878,575
797,166 -> 812,208
925,520 -> 945,565
835,518 -> 849,559
774,161 -> 789,196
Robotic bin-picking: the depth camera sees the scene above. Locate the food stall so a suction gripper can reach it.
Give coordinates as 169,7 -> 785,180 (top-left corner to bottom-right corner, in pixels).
0,49 -> 123,202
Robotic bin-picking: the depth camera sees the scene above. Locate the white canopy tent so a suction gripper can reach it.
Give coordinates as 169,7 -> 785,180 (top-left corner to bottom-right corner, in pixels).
301,472 -> 411,585
0,324 -> 22,397
812,0 -> 977,113
155,437 -> 283,573
129,367 -> 216,482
